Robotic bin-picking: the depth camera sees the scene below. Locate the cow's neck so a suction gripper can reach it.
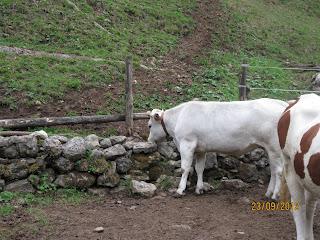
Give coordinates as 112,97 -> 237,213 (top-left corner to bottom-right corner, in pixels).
163,106 -> 181,137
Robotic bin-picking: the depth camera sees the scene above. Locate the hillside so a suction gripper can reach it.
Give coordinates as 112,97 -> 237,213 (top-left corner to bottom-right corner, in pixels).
0,0 -> 319,135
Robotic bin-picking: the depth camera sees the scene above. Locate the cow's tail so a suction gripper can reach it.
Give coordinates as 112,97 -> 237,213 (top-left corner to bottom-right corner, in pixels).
279,171 -> 291,202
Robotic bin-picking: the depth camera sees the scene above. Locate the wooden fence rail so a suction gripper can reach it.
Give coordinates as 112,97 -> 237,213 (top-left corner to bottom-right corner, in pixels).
0,113 -> 149,129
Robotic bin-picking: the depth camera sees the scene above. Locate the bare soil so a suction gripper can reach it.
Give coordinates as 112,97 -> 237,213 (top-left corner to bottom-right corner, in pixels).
1,186 -> 320,240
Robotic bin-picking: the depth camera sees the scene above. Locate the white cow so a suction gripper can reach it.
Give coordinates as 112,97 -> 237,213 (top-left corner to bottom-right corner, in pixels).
278,93 -> 320,240
147,99 -> 288,199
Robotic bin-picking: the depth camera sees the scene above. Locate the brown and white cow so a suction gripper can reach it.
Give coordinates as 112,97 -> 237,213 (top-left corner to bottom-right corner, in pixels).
278,93 -> 320,240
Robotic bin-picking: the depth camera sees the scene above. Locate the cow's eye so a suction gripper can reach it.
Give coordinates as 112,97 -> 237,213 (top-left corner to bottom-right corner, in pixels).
148,125 -> 151,129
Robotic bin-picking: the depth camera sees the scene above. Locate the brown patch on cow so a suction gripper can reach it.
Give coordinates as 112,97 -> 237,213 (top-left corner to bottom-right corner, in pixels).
307,152 -> 320,185
293,123 -> 320,180
284,98 -> 299,112
300,123 -> 320,153
294,152 -> 305,179
278,110 -> 291,149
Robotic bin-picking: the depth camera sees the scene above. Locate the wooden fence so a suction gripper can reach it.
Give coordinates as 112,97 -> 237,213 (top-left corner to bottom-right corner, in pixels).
0,57 -> 149,136
238,64 -> 320,100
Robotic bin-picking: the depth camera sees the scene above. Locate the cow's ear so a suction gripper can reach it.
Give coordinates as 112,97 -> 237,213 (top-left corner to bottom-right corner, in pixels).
154,113 -> 161,121
147,111 -> 151,116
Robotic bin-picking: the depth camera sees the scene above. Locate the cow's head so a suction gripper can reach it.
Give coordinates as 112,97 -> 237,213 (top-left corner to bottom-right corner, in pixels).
147,109 -> 166,143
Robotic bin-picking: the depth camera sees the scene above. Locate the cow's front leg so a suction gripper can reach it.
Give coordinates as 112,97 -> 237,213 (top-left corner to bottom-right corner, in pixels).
176,140 -> 196,195
195,152 -> 206,194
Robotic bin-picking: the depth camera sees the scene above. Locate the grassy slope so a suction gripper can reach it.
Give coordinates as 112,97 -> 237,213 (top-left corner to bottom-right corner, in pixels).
0,0 -> 195,105
1,0 -> 320,112
187,0 -> 320,103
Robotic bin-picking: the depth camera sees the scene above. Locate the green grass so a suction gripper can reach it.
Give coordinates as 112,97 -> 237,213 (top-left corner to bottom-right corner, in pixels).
0,0 -> 195,58
187,0 -> 320,103
0,0 -> 195,104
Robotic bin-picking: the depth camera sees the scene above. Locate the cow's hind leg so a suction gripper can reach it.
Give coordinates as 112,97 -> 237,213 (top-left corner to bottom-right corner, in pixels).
264,147 -> 283,200
286,163 -> 306,240
176,140 -> 197,195
305,190 -> 317,240
195,152 -> 206,195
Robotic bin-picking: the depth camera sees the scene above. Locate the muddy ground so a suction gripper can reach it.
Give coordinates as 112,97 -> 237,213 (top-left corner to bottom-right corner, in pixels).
2,186 -> 320,240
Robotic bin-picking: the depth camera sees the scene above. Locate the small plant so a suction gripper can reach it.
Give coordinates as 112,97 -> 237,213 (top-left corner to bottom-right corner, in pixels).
0,205 -> 14,216
158,176 -> 174,191
119,178 -> 133,194
38,175 -> 56,192
0,191 -> 15,202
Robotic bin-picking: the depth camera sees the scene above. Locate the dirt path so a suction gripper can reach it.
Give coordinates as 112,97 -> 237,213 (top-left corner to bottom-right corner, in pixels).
2,186 -> 320,240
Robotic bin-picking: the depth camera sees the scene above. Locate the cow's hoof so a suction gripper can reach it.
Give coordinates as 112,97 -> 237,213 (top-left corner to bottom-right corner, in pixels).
195,188 -> 204,195
271,193 -> 280,202
174,189 -> 185,197
265,191 -> 273,199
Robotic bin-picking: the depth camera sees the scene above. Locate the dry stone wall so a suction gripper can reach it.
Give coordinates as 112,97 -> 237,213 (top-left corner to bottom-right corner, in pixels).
0,131 -> 271,195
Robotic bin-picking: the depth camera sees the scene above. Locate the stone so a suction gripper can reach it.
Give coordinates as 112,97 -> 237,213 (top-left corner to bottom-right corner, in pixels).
255,157 -> 269,169
249,148 -> 266,161
3,158 -> 46,181
0,137 -> 9,147
131,180 -> 157,197
97,162 -> 120,187
109,136 -> 126,145
89,159 -> 115,174
93,227 -> 104,233
219,156 -> 240,170
54,172 -> 96,189
100,138 -> 112,148
5,179 -> 35,192
90,149 -> 106,160
127,170 -> 150,182
31,130 -> 48,139
2,145 -> 19,159
97,171 -> 120,188
62,137 -> 86,161
221,179 -> 249,190
43,137 -> 63,158
85,134 -> 100,150
158,142 -> 179,160
115,157 -> 132,174
54,174 -> 73,188
52,157 -> 74,173
0,179 -> 5,191
50,135 -> 68,143
239,162 -> 259,182
75,159 -> 89,172
123,141 -> 135,150
103,144 -> 126,160
13,135 -> 39,158
132,142 -> 157,154
168,160 -> 181,168
132,152 -> 161,170
205,152 -> 218,170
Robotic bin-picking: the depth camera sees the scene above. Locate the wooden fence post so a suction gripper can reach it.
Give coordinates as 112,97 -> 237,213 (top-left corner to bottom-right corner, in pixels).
125,56 -> 134,136
239,64 -> 249,101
